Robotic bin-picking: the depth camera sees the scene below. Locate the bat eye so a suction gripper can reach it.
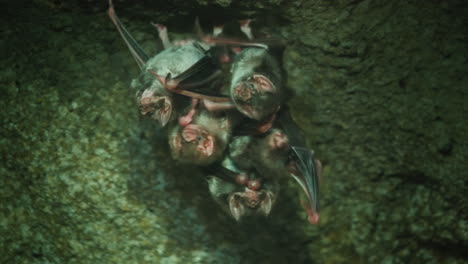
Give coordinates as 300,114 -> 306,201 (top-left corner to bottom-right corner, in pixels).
246,82 -> 257,95
156,99 -> 165,108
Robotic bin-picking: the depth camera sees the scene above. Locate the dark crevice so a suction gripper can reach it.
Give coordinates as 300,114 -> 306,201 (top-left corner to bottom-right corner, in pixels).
419,239 -> 468,260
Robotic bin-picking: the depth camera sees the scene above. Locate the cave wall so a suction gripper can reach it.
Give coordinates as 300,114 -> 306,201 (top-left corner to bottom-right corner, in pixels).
1,0 -> 467,263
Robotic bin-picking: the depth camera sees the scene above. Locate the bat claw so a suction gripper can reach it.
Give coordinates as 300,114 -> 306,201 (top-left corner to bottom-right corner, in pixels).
301,199 -> 319,224
307,211 -> 320,225
178,99 -> 198,126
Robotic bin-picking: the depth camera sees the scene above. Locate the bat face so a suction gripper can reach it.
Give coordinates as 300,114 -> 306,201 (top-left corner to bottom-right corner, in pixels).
206,175 -> 277,221
138,89 -> 172,126
230,48 -> 284,121
231,74 -> 279,120
132,44 -> 209,126
227,186 -> 275,221
168,111 -> 231,165
169,124 -> 217,165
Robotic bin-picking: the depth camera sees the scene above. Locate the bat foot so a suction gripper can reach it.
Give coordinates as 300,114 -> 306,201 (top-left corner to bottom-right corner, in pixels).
308,212 -> 320,225
301,199 -> 319,225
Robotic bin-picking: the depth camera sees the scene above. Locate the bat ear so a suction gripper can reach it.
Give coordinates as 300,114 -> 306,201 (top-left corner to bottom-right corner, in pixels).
259,191 -> 274,216
228,194 -> 246,221
155,97 -> 172,127
252,74 -> 276,93
198,135 -> 214,157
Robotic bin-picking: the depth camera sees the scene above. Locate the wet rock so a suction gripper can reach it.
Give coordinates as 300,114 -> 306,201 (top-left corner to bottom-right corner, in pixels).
1,0 -> 467,263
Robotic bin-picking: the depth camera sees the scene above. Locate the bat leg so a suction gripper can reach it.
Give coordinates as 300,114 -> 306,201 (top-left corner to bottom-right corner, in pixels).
151,22 -> 173,49
178,98 -> 199,127
149,71 -> 180,91
202,100 -> 236,112
107,0 -> 149,69
240,19 -> 254,40
203,36 -> 268,49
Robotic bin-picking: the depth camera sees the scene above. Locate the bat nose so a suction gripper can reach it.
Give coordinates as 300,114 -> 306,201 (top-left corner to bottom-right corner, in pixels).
235,85 -> 252,101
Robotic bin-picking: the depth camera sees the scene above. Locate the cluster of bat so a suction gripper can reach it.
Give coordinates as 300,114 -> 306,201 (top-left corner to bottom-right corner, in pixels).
108,0 -> 322,224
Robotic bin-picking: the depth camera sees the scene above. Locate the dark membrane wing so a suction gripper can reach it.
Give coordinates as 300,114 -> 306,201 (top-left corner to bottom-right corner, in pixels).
277,107 -> 320,213
108,0 -> 149,69
290,146 -> 320,212
171,55 -> 224,97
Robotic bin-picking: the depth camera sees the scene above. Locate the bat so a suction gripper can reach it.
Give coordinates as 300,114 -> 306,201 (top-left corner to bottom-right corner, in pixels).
229,109 -> 322,225
109,0 -> 320,224
133,43 -> 221,126
168,109 -> 233,166
229,47 -> 286,121
205,159 -> 278,221
108,0 -> 230,127
192,17 -> 288,120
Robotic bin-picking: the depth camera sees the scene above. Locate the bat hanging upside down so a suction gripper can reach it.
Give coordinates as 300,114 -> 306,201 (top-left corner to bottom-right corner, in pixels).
229,116 -> 322,224
107,0 -> 322,225
205,159 -> 279,221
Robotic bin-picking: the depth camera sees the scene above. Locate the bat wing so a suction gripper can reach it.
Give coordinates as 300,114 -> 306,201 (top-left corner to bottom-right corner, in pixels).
108,0 -> 149,70
171,51 -> 223,96
277,106 -> 320,223
157,45 -> 230,102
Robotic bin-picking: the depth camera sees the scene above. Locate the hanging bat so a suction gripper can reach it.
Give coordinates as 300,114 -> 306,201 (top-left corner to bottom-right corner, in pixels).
191,18 -> 290,122
229,47 -> 287,121
108,0 -> 229,127
205,159 -> 278,221
198,43 -> 288,133
168,109 -> 234,166
229,111 -> 322,225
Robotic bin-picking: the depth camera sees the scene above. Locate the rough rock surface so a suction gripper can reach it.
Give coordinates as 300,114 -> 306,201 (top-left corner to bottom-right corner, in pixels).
1,0 -> 467,263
